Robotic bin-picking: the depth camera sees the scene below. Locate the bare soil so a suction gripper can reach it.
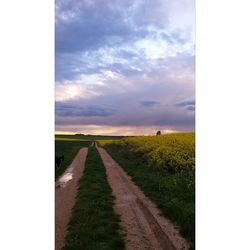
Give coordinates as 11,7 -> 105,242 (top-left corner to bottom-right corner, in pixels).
55,148 -> 88,250
97,146 -> 189,250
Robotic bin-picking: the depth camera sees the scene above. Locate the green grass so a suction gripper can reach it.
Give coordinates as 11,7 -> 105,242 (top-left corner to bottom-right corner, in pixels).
104,144 -> 195,250
63,147 -> 124,250
55,140 -> 91,180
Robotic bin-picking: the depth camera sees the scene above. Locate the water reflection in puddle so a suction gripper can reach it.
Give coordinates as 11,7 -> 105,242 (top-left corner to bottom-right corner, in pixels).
57,166 -> 74,188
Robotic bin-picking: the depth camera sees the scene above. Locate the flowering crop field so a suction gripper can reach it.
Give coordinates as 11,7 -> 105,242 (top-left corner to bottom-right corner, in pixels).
99,133 -> 195,173
99,132 -> 195,249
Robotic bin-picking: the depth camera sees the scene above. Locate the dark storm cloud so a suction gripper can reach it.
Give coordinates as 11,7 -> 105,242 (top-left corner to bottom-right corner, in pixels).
140,101 -> 160,108
55,0 -> 195,133
55,0 -> 149,54
175,99 -> 195,112
55,103 -> 195,130
186,105 -> 195,111
55,0 -> 194,81
56,102 -> 115,117
176,100 -> 195,107
56,14 -> 134,54
55,68 -> 195,128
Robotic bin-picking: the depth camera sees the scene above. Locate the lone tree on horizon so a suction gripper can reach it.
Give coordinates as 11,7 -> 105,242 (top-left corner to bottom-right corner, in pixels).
156,130 -> 161,136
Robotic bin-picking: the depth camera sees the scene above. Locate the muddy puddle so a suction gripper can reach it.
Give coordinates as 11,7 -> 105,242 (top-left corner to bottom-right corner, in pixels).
56,166 -> 74,188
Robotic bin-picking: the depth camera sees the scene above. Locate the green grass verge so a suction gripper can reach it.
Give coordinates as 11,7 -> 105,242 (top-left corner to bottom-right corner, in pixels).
55,140 -> 91,180
104,144 -> 195,250
63,147 -> 125,250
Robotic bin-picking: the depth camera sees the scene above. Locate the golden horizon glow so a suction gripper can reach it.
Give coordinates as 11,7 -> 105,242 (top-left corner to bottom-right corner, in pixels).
54,125 -> 189,136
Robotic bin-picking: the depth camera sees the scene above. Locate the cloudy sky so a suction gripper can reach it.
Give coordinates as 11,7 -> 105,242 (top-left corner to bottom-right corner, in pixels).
55,0 -> 195,135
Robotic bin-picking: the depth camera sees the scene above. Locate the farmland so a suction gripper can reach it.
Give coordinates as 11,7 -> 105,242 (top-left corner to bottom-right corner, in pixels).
62,146 -> 124,250
55,134 -> 124,179
55,134 -> 123,179
100,133 -> 195,248
55,139 -> 91,179
56,132 -> 195,249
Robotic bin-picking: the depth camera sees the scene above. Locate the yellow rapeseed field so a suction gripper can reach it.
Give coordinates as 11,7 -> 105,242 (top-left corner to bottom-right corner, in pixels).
99,133 -> 195,173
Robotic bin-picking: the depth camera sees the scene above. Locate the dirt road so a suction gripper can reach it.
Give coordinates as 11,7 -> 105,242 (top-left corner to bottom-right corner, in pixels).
55,148 -> 88,250
97,146 -> 189,250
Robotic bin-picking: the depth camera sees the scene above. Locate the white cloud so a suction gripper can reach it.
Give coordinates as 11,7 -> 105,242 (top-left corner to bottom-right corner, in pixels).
102,70 -> 121,79
78,73 -> 104,85
55,0 -> 195,133
168,0 -> 195,43
55,82 -> 101,101
135,38 -> 168,60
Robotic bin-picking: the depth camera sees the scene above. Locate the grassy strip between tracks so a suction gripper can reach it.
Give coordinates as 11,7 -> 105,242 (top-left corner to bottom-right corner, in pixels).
63,146 -> 124,250
104,144 -> 195,250
55,140 -> 91,180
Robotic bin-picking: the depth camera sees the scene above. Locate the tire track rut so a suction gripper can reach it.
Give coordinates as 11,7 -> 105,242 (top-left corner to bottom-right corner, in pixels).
55,148 -> 88,250
97,146 -> 189,250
